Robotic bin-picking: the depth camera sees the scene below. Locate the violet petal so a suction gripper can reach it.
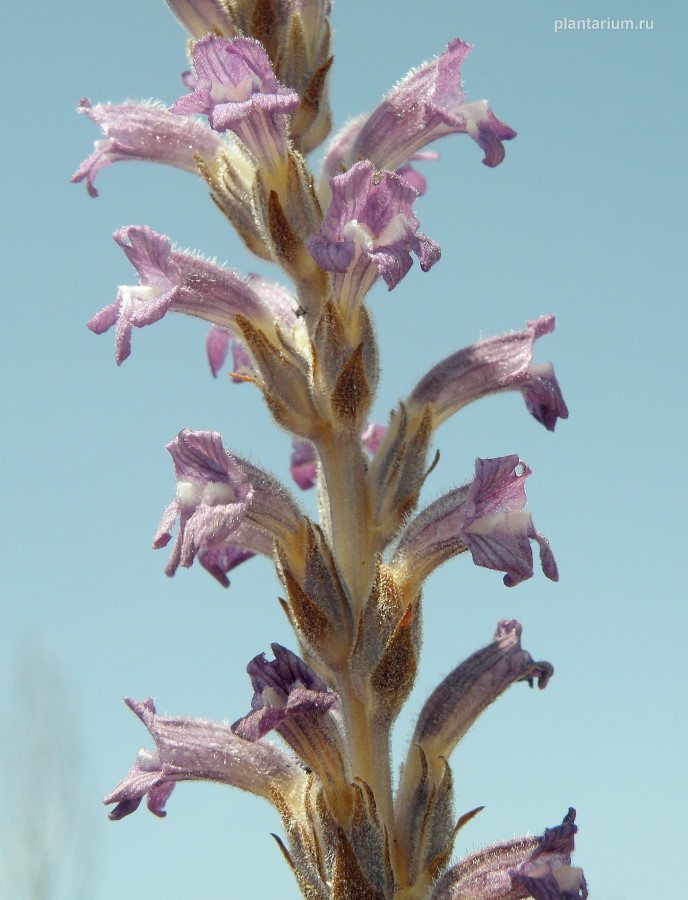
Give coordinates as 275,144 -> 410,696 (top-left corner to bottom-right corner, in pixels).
409,316 -> 568,432
72,100 -> 222,197
104,696 -> 303,820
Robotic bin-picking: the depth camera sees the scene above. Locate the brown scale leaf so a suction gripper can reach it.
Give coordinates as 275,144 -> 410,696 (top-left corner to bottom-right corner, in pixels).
369,405 -> 408,503
332,343 -> 371,424
314,300 -> 350,387
303,524 -> 354,637
349,780 -> 393,896
285,152 -> 323,236
391,406 -> 434,520
281,565 -> 331,645
271,783 -> 329,900
277,14 -> 306,85
357,303 -> 379,390
420,759 -> 456,881
397,745 -> 433,886
395,753 -> 457,894
292,54 -> 334,138
250,0 -> 279,58
234,313 -> 315,433
331,827 -> 387,900
304,781 -> 329,881
369,600 -> 419,717
196,155 -> 271,260
268,189 -> 300,265
352,559 -> 405,685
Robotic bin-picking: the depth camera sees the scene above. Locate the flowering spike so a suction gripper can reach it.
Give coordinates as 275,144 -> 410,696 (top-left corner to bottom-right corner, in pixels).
76,10 -> 584,899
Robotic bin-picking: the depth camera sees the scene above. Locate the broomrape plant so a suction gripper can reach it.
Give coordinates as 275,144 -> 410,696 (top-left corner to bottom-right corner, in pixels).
73,2 -> 587,898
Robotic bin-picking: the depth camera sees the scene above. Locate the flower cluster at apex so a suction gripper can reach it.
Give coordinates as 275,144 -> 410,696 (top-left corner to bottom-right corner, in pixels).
74,2 -> 585,899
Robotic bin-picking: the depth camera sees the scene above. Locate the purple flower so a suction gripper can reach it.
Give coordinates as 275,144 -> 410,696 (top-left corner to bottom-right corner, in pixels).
307,161 -> 440,308
192,525 -> 270,588
321,39 -> 515,185
409,316 -> 568,431
235,643 -> 339,740
72,100 -> 223,197
410,620 -> 552,760
394,151 -> 439,196
154,429 -> 304,584
394,621 -> 554,892
205,325 -> 254,379
167,0 -> 335,154
393,455 -> 558,588
233,644 -> 348,792
290,438 -> 319,489
431,809 -> 587,900
104,697 -> 304,820
153,429 -> 253,577
290,422 -> 386,490
360,421 -> 387,456
171,35 -> 299,171
87,226 -> 276,365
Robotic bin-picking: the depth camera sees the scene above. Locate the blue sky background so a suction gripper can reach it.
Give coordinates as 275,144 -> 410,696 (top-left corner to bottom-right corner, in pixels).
2,0 -> 686,897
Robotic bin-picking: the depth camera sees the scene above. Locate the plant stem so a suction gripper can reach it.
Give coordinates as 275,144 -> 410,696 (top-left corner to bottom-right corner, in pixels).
316,429 -> 375,610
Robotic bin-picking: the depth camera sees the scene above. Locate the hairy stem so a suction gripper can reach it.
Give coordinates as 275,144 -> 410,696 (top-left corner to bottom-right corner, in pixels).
336,669 -> 395,842
316,429 -> 376,608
